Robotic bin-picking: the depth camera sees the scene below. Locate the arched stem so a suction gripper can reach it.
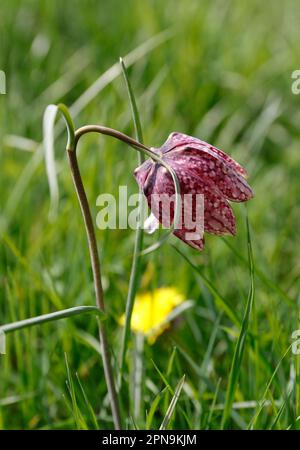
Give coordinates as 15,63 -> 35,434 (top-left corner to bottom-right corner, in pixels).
67,147 -> 121,429
52,107 -> 181,430
74,125 -> 155,158
69,126 -> 155,430
45,104 -> 122,429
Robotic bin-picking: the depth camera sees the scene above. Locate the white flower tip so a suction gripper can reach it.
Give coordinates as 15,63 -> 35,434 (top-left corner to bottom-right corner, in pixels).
144,212 -> 159,234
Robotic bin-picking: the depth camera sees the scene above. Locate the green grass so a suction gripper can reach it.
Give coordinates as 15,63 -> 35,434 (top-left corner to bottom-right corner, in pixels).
1,0 -> 300,430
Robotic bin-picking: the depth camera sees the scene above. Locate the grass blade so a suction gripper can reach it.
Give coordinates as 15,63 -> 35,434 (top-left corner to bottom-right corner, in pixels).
43,104 -> 60,218
64,354 -> 88,430
119,57 -> 144,146
159,375 -> 185,430
43,103 -> 75,219
221,215 -> 255,429
173,245 -> 240,326
76,373 -> 99,430
0,305 -> 105,334
206,378 -> 222,429
119,58 -> 144,377
133,333 -> 144,421
152,360 -> 191,428
163,347 -> 178,413
151,359 -> 174,395
222,238 -> 294,307
270,388 -> 293,430
146,387 -> 168,429
248,344 -> 292,429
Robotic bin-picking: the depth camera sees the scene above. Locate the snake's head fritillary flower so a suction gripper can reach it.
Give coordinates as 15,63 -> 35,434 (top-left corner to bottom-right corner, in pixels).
134,132 -> 253,250
119,287 -> 186,344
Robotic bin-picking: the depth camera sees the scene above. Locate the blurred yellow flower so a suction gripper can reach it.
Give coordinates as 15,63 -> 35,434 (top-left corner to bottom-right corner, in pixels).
120,287 -> 185,344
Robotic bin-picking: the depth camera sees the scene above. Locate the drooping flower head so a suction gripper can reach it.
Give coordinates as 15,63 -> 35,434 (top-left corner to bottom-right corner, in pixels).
134,132 -> 253,250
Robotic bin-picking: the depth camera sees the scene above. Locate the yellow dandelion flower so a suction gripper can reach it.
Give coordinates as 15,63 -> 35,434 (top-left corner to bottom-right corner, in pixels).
120,287 -> 185,344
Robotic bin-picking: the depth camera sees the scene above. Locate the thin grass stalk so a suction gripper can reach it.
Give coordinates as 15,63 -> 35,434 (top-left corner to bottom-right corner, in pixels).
133,333 -> 144,420
159,375 -> 185,430
221,214 -> 255,429
119,57 -> 145,378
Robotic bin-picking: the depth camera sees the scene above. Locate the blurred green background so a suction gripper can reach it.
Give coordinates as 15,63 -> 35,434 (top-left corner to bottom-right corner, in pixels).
1,0 -> 300,430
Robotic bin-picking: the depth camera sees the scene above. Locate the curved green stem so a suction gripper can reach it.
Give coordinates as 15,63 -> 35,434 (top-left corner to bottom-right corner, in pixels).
67,147 -> 121,429
44,102 -> 181,430
74,125 -> 153,157
57,103 -> 76,150
47,105 -> 122,430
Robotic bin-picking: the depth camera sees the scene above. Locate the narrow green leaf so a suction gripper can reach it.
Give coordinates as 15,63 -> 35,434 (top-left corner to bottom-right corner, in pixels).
167,346 -> 177,377
43,104 -> 60,218
173,245 -> 240,326
221,215 -> 255,429
0,305 -> 105,334
270,388 -> 293,430
76,373 -> 99,430
146,387 -> 168,429
163,347 -> 177,414
206,378 -> 222,429
248,344 -> 292,429
119,57 -> 144,149
43,103 -> 75,218
65,354 -> 88,430
151,359 -> 174,395
159,375 -> 185,430
222,238 -> 294,307
119,57 -> 144,379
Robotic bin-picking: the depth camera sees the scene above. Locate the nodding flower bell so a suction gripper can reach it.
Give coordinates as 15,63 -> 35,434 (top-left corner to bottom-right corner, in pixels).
134,132 -> 253,251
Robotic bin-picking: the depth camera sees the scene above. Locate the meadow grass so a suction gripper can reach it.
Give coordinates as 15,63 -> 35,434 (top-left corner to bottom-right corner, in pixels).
1,0 -> 300,429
